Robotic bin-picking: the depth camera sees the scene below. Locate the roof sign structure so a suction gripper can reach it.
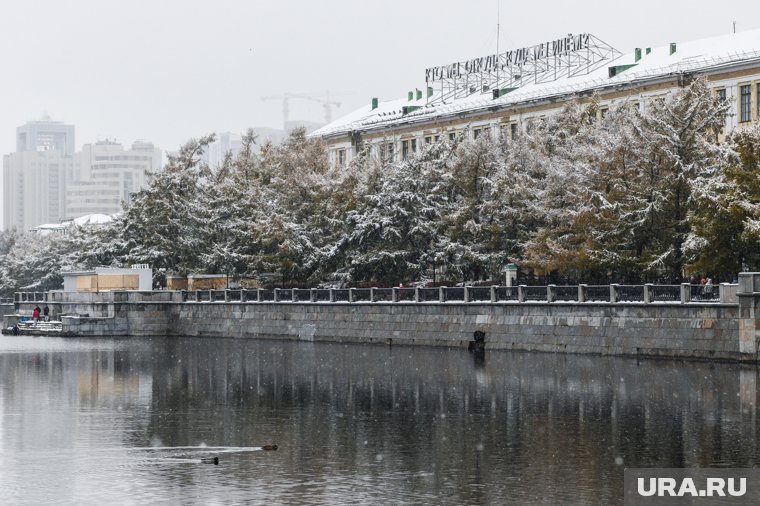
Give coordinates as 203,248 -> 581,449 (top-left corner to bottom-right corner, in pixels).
425,33 -> 621,104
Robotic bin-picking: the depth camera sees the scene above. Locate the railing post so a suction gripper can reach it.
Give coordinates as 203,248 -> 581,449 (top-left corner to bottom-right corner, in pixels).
195,290 -> 201,302
208,289 -> 213,302
292,288 -> 298,302
490,285 -> 497,302
392,287 -> 399,303
578,284 -> 587,303
547,284 -> 556,303
369,287 -> 375,302
719,283 -> 728,304
311,288 -> 317,303
439,286 -> 446,303
610,284 -> 619,303
273,288 -> 280,302
518,285 -> 526,303
240,288 -> 246,302
464,286 -> 471,303
329,288 -> 335,303
256,288 -> 262,302
680,283 -> 691,304
414,287 -> 421,303
224,289 -> 230,302
349,288 -> 355,303
644,283 -> 653,304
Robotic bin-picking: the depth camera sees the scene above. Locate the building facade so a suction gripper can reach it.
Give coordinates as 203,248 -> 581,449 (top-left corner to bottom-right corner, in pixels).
66,140 -> 162,218
313,30 -> 760,167
3,118 -> 75,231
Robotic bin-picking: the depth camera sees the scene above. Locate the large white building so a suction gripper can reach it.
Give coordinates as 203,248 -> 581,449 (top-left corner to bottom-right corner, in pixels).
313,29 -> 760,166
66,139 -> 162,218
3,118 -> 75,231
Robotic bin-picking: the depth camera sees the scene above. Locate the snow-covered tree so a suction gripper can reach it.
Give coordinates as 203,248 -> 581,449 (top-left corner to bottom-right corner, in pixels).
588,79 -> 727,282
119,134 -> 215,278
687,123 -> 760,279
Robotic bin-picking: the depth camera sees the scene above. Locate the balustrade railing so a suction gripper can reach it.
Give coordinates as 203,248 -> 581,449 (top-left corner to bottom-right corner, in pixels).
15,283 -> 741,307
470,287 -> 492,302
650,284 -> 680,302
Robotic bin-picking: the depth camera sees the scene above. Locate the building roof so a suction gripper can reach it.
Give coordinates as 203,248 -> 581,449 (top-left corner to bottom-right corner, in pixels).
312,29 -> 760,139
30,213 -> 118,234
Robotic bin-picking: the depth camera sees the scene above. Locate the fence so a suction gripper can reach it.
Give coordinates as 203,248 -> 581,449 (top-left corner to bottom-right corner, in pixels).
164,283 -> 737,305
13,283 -> 738,306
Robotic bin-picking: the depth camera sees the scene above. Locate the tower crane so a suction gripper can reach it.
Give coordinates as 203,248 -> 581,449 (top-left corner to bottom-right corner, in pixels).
261,92 -> 343,129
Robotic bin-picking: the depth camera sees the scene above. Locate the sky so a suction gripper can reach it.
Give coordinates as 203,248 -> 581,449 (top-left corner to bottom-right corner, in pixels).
0,0 -> 759,159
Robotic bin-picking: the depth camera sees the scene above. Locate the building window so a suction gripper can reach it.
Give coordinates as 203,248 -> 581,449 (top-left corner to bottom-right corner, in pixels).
381,142 -> 394,161
411,139 -> 417,153
449,132 -> 456,141
600,107 -> 608,119
434,135 -> 440,142
510,123 -> 518,140
424,136 -> 432,144
337,149 -> 346,167
401,140 -> 409,160
473,128 -> 481,139
740,84 -> 751,123
716,88 -> 726,103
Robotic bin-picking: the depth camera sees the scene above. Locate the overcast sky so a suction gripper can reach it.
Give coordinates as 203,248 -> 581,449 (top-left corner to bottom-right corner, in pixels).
1,0 -> 759,158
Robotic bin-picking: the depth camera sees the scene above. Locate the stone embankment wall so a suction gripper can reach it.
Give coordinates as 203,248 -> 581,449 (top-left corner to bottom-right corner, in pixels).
171,301 -> 741,360
9,273 -> 760,362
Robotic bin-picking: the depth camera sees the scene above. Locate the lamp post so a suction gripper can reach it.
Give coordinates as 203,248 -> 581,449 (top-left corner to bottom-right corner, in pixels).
504,263 -> 518,287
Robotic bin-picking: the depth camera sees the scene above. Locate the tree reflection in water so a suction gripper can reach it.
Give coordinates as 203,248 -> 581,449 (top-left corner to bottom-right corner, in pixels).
0,336 -> 757,505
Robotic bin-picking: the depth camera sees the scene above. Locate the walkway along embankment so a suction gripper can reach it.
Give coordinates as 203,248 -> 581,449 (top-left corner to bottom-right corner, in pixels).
9,273 -> 760,362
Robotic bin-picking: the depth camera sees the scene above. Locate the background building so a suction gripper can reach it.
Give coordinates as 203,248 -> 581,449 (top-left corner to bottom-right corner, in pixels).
66,140 -> 162,218
3,117 -> 75,231
2,117 -> 162,231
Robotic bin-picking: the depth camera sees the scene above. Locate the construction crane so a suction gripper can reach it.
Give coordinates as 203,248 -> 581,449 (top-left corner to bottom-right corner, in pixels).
261,92 -> 342,129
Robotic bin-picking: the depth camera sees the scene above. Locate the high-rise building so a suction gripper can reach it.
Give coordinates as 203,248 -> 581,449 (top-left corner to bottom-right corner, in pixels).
3,116 -> 163,230
3,118 -> 75,231
16,116 -> 75,155
66,140 -> 162,218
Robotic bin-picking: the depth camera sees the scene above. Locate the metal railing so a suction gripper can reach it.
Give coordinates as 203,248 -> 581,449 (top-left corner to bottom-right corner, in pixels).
187,283 -> 735,304
15,283 -> 740,306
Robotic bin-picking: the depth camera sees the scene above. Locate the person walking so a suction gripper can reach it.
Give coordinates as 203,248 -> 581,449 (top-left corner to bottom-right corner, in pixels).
43,305 -> 50,322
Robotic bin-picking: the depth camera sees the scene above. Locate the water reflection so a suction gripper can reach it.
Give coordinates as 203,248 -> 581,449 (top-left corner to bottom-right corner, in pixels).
0,336 -> 758,504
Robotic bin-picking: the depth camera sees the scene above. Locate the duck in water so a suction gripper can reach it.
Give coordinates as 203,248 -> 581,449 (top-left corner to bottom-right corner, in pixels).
201,457 -> 219,465
261,445 -> 278,451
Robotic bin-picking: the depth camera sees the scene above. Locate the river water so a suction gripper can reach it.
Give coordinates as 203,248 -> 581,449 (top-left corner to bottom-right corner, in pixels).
0,335 -> 757,505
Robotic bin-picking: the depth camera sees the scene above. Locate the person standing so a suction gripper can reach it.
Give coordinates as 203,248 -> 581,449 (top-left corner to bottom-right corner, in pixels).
43,305 -> 50,322
32,306 -> 41,325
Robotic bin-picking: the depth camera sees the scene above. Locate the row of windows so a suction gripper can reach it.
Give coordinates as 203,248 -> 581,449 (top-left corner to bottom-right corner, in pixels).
715,83 -> 760,123
333,83 -> 760,167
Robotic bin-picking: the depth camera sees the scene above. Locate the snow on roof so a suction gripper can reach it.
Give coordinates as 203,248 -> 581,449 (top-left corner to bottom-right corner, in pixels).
30,213 -> 118,234
71,213 -> 117,226
311,29 -> 760,138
